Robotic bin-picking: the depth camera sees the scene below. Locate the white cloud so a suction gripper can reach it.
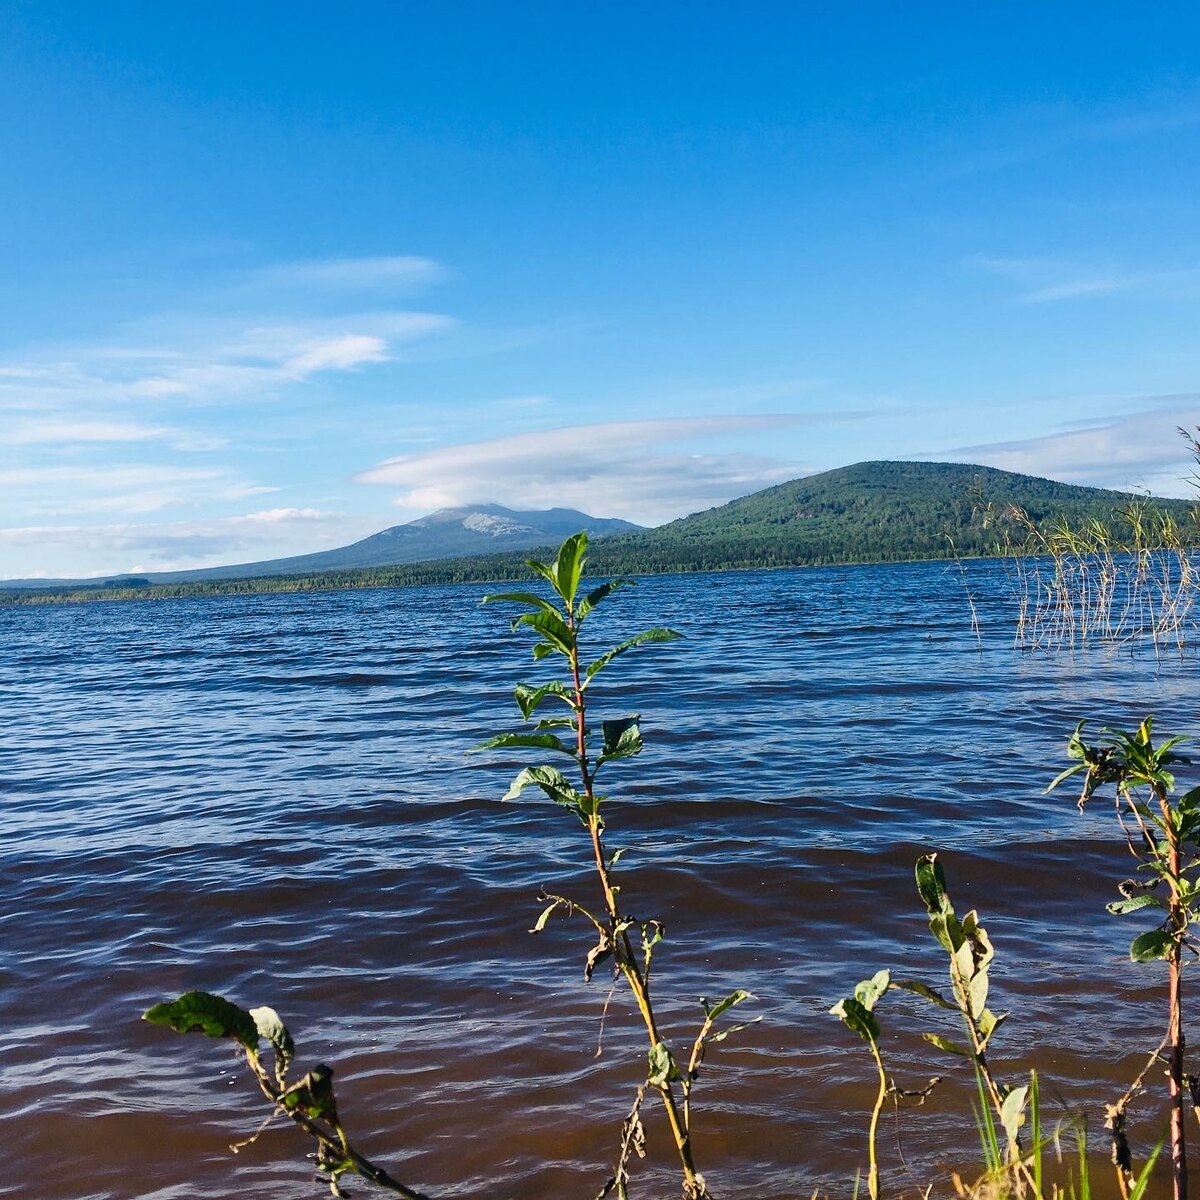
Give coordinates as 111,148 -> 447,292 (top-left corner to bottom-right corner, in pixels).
931,399 -> 1200,496
228,507 -> 329,525
1021,279 -> 1123,304
970,254 -> 1200,305
0,465 -> 223,487
283,333 -> 389,375
8,419 -> 174,444
355,415 -> 839,524
0,463 -> 280,519
254,255 -> 443,288
0,508 -> 382,577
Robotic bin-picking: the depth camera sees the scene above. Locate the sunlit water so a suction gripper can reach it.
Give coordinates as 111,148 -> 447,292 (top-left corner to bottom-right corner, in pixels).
2,559 -> 1194,1198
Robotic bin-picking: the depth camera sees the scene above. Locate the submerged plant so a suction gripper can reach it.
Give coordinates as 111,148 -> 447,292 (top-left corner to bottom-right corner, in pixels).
478,531 -> 753,1199
1050,718 -> 1197,1200
142,991 -> 431,1198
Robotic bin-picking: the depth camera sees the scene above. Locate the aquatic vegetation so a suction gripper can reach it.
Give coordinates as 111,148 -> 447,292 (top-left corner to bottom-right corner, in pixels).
143,533 -> 1196,1199
1050,719 -> 1198,1200
144,532 -> 753,1199
983,426 -> 1200,652
144,992 -> 430,1198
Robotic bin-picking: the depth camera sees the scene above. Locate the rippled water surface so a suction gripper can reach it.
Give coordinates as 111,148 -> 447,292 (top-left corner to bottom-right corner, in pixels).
3,561 -> 1196,1198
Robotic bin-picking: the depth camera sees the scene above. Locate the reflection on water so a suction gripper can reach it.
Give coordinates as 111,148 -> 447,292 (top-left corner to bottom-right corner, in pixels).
1,560 -> 1193,1198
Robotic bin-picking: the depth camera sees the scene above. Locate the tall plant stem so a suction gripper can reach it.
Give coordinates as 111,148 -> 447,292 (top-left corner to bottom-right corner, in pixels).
944,948 -> 1044,1198
866,1039 -> 887,1200
1159,782 -> 1189,1200
567,624 -> 706,1199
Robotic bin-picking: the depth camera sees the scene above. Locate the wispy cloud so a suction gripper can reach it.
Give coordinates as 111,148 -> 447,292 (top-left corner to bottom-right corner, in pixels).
251,255 -> 444,289
970,254 -> 1200,305
356,414 -> 851,524
0,507 -> 381,577
939,99 -> 1200,181
8,418 -> 174,445
930,398 -> 1200,496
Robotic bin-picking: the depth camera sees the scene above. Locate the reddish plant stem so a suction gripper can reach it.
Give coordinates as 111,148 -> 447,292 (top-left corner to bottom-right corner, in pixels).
566,614 -> 706,1198
1160,783 -> 1189,1200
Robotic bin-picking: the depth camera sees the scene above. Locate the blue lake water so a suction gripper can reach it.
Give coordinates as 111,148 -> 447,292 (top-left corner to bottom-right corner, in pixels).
2,558 -> 1194,1198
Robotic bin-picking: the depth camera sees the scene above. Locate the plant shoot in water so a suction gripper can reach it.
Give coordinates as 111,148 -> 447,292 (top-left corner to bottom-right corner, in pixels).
1050,718 -> 1198,1200
478,531 -> 753,1200
142,991 -> 432,1198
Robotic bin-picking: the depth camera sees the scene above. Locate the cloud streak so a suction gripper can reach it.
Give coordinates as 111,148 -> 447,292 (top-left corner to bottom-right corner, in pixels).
970,255 -> 1200,305
0,508 -> 382,577
930,398 -> 1200,496
356,415 -> 850,524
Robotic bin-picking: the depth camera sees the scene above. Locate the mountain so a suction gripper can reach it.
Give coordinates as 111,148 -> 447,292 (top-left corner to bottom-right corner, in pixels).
5,462 -> 1196,603
1,504 -> 642,588
581,460 -> 1199,573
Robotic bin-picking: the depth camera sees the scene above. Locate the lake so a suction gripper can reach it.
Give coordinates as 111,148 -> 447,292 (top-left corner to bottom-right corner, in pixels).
2,558 -> 1194,1199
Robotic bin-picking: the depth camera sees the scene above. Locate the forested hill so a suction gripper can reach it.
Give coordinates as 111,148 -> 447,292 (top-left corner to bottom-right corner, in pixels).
5,461 -> 1196,604
582,460 -> 1198,573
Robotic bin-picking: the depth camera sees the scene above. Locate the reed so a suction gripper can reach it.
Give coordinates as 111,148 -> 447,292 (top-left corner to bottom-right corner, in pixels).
988,427 -> 1200,653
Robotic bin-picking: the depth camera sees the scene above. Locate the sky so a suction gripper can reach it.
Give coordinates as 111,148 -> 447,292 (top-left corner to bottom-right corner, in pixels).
2,3 -> 1200,578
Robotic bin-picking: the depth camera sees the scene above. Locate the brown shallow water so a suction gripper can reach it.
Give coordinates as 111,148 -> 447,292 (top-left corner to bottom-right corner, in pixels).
2,560 -> 1196,1198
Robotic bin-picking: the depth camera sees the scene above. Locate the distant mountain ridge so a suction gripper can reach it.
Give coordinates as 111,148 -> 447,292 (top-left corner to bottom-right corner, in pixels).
2,504 -> 641,588
4,461 -> 1196,602
581,459 -> 1199,573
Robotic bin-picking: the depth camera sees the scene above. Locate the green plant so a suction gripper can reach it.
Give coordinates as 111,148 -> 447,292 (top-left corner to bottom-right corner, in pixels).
139,533 -> 754,1199
833,857 -> 1042,1199
1049,718 -> 1197,1200
477,531 -> 754,1200
142,991 -> 432,1198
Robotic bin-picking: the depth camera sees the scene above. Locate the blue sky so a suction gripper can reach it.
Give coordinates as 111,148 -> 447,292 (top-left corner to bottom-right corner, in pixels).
3,3 -> 1200,577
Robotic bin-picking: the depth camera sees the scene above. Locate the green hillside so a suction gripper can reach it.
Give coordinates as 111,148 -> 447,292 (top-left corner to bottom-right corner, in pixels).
5,461 -> 1195,605
583,460 -> 1198,573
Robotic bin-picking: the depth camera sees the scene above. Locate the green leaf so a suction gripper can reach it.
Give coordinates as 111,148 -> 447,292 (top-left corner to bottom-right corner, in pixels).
553,532 -> 588,606
480,591 -> 560,618
891,979 -> 956,1009
915,854 -> 952,917
577,578 -> 635,621
999,1084 -> 1029,1148
502,765 -> 589,816
512,610 -> 575,654
705,1017 -> 761,1044
599,716 -> 643,763
1045,762 -> 1085,794
1130,929 -> 1174,962
854,969 -> 891,1013
143,991 -> 259,1049
922,1032 -> 971,1058
585,628 -> 681,683
831,996 -> 881,1043
647,1041 -> 679,1087
967,966 -> 989,1020
1106,895 -> 1163,915
533,717 -> 576,731
473,731 -> 573,757
530,900 -> 563,933
927,912 -> 962,954
281,1064 -> 338,1121
249,1006 -> 294,1084
701,989 -> 754,1021
513,680 -> 574,718
523,557 -> 558,590
978,1009 -> 1006,1045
